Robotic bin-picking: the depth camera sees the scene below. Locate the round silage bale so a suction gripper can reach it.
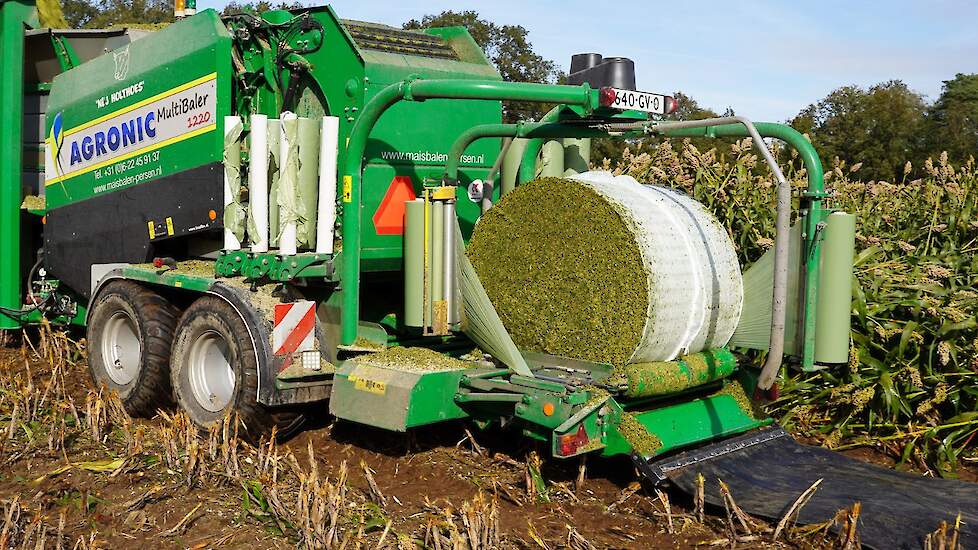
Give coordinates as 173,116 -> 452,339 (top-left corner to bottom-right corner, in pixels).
467,171 -> 743,366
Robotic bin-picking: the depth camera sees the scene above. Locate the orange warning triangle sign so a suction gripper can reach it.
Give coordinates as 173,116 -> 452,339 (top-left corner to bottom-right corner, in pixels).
373,175 -> 417,235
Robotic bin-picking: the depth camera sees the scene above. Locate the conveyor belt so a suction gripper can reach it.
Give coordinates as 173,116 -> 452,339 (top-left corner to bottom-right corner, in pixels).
636,426 -> 978,549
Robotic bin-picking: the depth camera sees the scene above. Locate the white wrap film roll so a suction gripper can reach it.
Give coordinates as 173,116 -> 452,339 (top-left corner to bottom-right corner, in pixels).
278,112 -> 298,255
248,114 -> 269,252
569,171 -> 743,362
316,116 -> 339,254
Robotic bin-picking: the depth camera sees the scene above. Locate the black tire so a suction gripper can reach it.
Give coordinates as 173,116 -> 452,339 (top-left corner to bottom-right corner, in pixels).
170,296 -> 305,441
87,281 -> 178,416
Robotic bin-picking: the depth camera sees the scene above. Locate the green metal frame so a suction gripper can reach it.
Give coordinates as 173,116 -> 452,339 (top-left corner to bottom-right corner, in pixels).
215,250 -> 337,281
50,33 -> 78,71
445,356 -> 769,459
605,384 -> 771,457
443,121 -> 644,182
118,265 -> 215,293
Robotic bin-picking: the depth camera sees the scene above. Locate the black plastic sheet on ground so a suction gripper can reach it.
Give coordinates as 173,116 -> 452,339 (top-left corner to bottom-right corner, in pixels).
641,426 -> 978,550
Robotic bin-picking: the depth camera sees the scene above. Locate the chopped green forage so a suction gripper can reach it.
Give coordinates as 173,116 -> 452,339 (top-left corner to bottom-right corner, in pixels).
614,350 -> 736,398
467,178 -> 648,366
715,382 -> 766,421
355,346 -> 472,372
617,412 -> 662,457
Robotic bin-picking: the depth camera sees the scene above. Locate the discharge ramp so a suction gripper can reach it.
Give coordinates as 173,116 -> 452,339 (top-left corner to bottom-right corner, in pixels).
640,426 -> 978,550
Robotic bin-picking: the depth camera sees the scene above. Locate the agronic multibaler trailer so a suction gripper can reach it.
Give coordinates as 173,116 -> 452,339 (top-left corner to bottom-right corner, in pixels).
2,3 -> 978,547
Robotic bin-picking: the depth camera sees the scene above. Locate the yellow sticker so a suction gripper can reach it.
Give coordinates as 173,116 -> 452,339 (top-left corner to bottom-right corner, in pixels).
147,220 -> 156,239
165,217 -> 174,236
349,374 -> 386,395
342,175 -> 352,203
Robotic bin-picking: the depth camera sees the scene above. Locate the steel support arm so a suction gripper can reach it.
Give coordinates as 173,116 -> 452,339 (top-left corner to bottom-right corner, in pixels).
339,79 -> 602,345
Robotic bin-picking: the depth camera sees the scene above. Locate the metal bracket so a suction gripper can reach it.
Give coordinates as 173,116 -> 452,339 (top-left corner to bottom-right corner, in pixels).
216,250 -> 335,281
802,190 -> 831,200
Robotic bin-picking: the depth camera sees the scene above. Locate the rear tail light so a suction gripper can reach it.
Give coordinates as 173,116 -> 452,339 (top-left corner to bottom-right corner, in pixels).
664,96 -> 678,115
558,425 -> 591,456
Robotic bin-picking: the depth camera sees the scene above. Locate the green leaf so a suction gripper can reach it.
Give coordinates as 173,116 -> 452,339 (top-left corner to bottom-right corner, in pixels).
898,321 -> 918,355
937,317 -> 977,337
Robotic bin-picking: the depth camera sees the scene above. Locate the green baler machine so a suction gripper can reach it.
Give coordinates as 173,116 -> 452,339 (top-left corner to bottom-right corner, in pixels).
0,1 -> 851,470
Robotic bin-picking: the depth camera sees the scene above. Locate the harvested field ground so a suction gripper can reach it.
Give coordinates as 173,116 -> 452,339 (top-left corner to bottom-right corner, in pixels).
0,331 -> 962,549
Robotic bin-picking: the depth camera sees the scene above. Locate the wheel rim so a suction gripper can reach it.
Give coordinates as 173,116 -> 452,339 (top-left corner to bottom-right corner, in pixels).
100,311 -> 141,385
187,330 -> 235,412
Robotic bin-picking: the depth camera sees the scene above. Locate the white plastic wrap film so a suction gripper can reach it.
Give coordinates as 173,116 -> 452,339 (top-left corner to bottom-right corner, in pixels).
266,118 -> 282,248
651,185 -> 744,351
222,115 -> 242,250
570,171 -> 743,362
248,114 -> 269,252
316,116 -> 339,254
278,112 -> 298,256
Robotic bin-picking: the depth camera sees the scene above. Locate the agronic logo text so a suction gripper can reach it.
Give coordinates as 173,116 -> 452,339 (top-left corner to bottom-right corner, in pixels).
45,73 -> 217,190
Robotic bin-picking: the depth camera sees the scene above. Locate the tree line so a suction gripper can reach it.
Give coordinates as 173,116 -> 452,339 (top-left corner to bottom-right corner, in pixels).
792,77 -> 977,181
58,2 -> 976,180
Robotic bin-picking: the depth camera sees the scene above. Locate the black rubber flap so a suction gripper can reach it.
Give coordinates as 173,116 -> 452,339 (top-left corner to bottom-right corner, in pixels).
650,426 -> 978,550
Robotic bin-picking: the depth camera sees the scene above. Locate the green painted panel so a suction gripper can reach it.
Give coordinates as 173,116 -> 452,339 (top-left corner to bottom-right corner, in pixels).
253,7 -> 502,270
44,10 -> 232,209
357,24 -> 502,171
623,395 -> 769,456
363,95 -> 502,169
405,369 -> 470,428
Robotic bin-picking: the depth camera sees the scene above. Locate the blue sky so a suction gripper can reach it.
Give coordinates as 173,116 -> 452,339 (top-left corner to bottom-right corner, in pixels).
198,0 -> 978,121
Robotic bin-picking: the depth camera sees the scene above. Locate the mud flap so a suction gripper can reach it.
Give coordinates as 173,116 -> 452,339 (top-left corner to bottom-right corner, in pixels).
635,426 -> 978,550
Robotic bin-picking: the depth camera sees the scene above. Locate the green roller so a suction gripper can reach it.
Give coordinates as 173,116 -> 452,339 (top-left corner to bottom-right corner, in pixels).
815,211 -> 856,364
296,117 -> 321,249
618,348 -> 737,398
404,199 -> 424,327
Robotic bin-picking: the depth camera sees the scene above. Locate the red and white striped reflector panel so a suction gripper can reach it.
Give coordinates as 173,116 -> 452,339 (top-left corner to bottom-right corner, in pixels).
273,301 -> 316,357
